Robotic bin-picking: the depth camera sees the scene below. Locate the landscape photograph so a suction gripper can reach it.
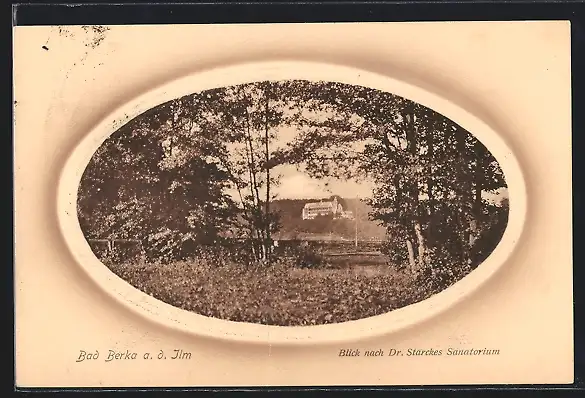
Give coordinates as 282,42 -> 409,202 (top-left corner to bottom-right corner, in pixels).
77,79 -> 509,326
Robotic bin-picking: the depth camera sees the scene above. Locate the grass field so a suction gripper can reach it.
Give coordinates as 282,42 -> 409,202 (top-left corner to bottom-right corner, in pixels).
107,257 -> 437,326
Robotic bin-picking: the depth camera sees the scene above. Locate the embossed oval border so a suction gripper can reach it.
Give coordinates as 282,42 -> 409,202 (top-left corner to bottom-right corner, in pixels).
56,60 -> 527,346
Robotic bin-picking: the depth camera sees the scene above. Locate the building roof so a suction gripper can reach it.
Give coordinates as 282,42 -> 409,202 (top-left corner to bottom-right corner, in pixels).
303,201 -> 335,210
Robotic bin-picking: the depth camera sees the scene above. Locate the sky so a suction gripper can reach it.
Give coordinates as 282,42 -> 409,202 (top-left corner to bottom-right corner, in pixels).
223,125 -> 508,203
269,165 -> 508,202
224,124 -> 377,201
271,164 -> 375,200
227,163 -> 508,203
225,163 -> 375,201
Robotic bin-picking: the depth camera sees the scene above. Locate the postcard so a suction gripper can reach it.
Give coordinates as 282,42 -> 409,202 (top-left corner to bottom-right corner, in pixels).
13,21 -> 573,387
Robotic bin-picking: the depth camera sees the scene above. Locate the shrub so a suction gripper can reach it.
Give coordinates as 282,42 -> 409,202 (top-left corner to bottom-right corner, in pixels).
469,205 -> 509,266
415,246 -> 471,294
291,244 -> 326,269
380,240 -> 409,269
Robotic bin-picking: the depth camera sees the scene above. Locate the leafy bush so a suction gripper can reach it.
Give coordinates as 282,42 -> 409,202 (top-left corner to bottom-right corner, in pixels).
469,203 -> 509,265
415,246 -> 471,293
293,245 -> 326,269
380,240 -> 409,269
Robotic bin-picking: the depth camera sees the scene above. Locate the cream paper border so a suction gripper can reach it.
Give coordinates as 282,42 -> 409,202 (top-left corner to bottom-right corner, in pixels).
57,60 -> 527,345
14,22 -> 573,387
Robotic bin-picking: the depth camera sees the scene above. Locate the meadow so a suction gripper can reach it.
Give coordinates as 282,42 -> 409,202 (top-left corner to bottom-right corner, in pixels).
106,252 -> 439,327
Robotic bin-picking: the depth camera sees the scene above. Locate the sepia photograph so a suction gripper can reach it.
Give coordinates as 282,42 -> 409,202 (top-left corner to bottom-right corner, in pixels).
77,79 -> 509,327
14,19 -> 574,388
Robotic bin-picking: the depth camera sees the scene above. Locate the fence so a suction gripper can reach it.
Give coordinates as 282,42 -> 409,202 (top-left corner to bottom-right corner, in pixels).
87,237 -> 386,264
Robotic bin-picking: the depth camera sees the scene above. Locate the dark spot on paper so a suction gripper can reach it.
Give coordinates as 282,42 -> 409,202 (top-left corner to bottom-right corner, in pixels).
42,45 -> 49,51
58,27 -> 74,38
81,25 -> 110,49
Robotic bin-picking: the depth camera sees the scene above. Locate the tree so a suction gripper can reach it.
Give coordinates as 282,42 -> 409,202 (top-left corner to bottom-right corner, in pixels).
78,92 -> 240,262
274,80 -> 508,275
79,78 -> 508,276
193,82 -> 298,264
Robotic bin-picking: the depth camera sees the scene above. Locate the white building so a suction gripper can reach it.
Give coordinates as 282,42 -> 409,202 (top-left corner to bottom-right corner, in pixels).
302,196 -> 354,220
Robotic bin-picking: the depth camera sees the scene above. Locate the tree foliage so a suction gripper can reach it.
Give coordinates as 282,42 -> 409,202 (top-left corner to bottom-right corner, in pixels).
274,80 -> 508,279
79,79 -> 508,280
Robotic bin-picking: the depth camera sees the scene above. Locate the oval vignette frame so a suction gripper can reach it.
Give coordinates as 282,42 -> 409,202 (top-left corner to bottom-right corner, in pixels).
57,60 -> 527,346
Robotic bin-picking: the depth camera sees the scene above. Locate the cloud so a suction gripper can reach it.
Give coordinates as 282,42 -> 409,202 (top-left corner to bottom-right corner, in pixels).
225,164 -> 375,201
273,166 -> 375,200
275,173 -> 333,199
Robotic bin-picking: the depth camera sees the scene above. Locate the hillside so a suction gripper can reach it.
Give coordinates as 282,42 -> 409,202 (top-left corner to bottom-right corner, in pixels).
270,197 -> 387,241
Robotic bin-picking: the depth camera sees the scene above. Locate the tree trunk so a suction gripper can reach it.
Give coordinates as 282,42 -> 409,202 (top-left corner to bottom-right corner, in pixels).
243,106 -> 266,262
393,174 -> 402,217
405,107 -> 427,269
244,134 -> 260,261
264,85 -> 272,262
406,239 -> 416,273
250,242 -> 258,264
455,129 -> 471,262
427,123 -> 435,247
469,141 -> 484,249
414,221 -> 426,268
469,220 -> 478,247
260,240 -> 267,263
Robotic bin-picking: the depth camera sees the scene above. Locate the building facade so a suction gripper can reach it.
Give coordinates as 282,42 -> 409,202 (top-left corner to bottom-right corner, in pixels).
302,196 -> 354,220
